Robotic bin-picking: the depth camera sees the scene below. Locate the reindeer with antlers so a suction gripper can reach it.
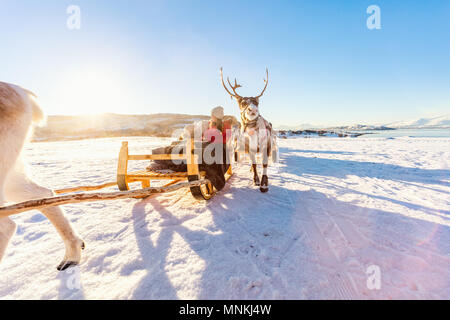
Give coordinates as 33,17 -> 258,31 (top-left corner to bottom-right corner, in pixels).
220,68 -> 275,193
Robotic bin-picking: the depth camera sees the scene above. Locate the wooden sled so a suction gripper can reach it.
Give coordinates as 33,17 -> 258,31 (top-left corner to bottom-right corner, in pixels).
117,139 -> 232,200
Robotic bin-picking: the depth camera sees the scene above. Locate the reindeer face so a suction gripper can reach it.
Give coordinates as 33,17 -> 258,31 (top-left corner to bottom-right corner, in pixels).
238,97 -> 260,121
220,68 -> 269,122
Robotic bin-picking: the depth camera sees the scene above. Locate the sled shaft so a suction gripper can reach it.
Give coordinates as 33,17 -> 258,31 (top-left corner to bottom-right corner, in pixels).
0,179 -> 210,218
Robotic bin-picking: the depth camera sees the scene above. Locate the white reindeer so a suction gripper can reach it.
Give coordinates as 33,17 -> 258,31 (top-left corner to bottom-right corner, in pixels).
0,82 -> 84,271
220,68 -> 275,193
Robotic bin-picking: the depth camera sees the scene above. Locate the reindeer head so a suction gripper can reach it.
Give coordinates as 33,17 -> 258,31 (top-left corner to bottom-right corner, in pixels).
220,68 -> 269,122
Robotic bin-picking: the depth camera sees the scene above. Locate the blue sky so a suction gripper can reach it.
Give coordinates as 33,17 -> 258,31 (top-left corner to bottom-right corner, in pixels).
0,0 -> 449,126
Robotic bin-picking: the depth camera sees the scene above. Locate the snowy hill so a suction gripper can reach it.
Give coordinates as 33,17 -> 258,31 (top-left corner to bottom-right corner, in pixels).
330,124 -> 395,131
385,115 -> 450,129
278,129 -> 365,138
275,115 -> 450,131
33,113 -> 239,142
1,136 -> 449,299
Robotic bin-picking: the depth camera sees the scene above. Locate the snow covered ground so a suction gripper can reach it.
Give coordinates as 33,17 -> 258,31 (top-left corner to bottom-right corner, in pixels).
0,136 -> 449,299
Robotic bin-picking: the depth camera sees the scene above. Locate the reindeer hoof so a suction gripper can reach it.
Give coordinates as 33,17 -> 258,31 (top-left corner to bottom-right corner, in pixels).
254,176 -> 261,186
57,260 -> 79,271
57,241 -> 85,271
260,175 -> 269,193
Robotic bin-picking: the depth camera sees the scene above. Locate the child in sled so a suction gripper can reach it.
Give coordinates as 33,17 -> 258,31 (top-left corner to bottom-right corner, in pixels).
146,107 -> 234,191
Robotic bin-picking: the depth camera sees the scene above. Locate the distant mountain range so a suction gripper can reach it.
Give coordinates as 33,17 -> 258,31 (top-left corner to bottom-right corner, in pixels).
33,113 -> 239,142
32,113 -> 449,142
275,115 -> 450,131
384,115 -> 450,129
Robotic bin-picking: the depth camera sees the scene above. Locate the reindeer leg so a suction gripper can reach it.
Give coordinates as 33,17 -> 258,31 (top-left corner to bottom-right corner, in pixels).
260,165 -> 269,193
0,178 -> 16,262
0,189 -> 17,264
249,152 -> 260,186
5,170 -> 84,271
252,164 -> 260,186
260,143 -> 270,193
0,217 -> 16,264
42,206 -> 85,271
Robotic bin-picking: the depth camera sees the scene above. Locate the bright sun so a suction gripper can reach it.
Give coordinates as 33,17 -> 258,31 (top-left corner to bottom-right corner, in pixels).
55,70 -> 126,115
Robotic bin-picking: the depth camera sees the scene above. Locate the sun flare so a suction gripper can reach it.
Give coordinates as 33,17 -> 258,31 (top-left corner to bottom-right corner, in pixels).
55,70 -> 126,115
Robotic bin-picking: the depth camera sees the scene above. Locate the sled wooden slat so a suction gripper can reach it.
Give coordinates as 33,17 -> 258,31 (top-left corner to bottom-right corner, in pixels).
128,154 -> 187,161
125,170 -> 207,180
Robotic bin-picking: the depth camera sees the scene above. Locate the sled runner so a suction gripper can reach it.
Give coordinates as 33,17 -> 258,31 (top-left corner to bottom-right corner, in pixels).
0,139 -> 233,218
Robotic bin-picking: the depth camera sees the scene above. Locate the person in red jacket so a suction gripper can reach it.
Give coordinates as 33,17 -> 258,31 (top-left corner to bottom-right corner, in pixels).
147,106 -> 232,190
204,106 -> 231,144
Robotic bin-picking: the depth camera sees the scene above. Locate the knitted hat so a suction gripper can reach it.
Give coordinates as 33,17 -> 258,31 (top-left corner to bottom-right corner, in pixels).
211,106 -> 224,120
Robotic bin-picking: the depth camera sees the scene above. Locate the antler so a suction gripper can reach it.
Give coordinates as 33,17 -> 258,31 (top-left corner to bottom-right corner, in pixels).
220,67 -> 242,100
227,77 -> 242,97
254,68 -> 269,99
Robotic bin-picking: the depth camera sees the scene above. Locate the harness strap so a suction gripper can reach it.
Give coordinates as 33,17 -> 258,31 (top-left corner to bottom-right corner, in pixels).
241,115 -> 259,132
